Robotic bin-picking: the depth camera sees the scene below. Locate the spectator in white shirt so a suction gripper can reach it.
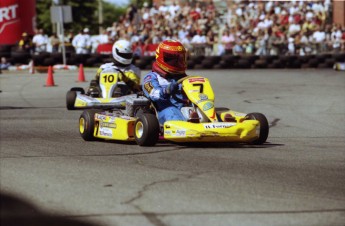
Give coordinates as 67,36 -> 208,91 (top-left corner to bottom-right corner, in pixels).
312,26 -> 326,53
149,3 -> 159,17
191,30 -> 207,55
330,26 -> 342,52
169,1 -> 180,17
178,26 -> 188,40
158,2 -> 168,13
33,29 -> 48,53
289,21 -> 301,36
191,30 -> 206,44
72,28 -> 92,54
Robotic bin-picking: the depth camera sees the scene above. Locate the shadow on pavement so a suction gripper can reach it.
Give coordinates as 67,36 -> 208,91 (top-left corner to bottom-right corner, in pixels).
0,192 -> 102,226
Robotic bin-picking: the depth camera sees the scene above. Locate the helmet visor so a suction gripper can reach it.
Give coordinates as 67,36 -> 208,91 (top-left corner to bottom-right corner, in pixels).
163,52 -> 186,69
116,48 -> 133,59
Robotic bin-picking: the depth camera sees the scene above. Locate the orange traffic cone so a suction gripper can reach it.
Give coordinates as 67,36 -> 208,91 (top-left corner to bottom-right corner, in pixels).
45,66 -> 56,87
29,60 -> 35,74
77,64 -> 86,82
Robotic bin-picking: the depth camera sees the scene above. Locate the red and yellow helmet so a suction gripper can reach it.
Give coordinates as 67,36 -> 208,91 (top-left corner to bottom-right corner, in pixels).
155,40 -> 187,75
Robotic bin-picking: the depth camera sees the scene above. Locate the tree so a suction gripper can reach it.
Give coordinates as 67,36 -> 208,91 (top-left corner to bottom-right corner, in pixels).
36,0 -> 126,35
102,1 -> 127,29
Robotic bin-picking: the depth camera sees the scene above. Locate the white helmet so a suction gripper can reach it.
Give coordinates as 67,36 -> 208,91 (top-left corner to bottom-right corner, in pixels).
112,39 -> 133,65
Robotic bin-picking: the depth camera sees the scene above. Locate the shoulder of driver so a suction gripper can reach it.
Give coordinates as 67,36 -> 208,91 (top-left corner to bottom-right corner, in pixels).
99,63 -> 139,74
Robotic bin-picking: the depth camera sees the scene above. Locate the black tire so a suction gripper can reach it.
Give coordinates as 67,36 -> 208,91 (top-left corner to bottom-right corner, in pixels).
66,57 -> 76,66
11,51 -> 31,64
236,59 -> 250,69
254,59 -> 267,68
79,110 -> 100,141
85,57 -> 97,67
215,107 -> 230,113
187,60 -> 195,69
43,57 -> 56,66
246,112 -> 269,145
66,91 -> 77,110
201,59 -> 214,69
51,52 -> 63,62
70,87 -> 85,94
134,113 -> 160,146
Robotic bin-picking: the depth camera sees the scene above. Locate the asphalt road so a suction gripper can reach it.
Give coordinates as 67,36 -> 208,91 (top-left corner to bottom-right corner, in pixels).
1,68 -> 344,226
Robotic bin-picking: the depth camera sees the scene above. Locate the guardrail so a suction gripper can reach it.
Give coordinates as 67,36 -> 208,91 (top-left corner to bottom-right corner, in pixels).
1,45 -> 344,70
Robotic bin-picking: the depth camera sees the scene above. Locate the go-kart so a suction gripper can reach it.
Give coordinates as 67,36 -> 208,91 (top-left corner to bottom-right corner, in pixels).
66,70 -> 132,110
78,76 -> 269,146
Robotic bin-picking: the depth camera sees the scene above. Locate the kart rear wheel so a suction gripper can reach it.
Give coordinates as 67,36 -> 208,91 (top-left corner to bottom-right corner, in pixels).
66,90 -> 77,110
134,113 -> 159,146
79,110 -> 100,141
246,112 -> 269,145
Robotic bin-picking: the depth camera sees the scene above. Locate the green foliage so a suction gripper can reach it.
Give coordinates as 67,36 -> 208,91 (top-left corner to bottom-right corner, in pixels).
130,0 -> 153,8
36,1 -> 53,33
102,2 -> 126,29
64,0 -> 98,33
36,0 -> 127,35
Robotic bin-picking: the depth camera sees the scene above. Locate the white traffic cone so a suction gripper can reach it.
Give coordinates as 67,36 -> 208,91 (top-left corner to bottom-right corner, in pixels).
29,60 -> 35,74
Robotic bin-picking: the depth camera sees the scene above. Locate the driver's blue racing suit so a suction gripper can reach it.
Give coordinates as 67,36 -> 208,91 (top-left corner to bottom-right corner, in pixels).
142,71 -> 186,124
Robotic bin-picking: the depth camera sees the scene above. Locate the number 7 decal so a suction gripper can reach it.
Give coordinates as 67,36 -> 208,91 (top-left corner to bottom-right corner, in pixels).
193,84 -> 204,93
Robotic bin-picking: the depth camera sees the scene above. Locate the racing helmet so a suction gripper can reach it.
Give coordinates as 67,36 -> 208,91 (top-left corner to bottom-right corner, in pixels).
112,39 -> 133,65
155,39 -> 187,75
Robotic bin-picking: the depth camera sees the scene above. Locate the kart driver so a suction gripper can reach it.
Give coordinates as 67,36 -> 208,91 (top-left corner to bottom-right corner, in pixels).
87,39 -> 141,97
142,39 -> 188,124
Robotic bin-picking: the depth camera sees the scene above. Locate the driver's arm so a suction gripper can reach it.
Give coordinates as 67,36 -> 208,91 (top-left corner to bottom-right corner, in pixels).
142,72 -> 171,101
94,67 -> 102,81
120,71 -> 141,92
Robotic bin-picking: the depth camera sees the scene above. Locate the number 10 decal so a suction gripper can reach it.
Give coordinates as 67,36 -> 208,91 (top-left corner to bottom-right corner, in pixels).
103,74 -> 115,83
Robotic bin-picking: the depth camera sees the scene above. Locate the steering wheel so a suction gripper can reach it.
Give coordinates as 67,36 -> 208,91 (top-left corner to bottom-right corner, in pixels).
171,76 -> 199,104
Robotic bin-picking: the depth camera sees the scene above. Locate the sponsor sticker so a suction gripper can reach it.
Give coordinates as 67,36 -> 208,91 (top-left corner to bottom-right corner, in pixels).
202,101 -> 214,111
100,122 -> 116,129
188,78 -> 205,83
108,116 -> 117,122
199,94 -> 208,100
143,75 -> 152,82
99,128 -> 112,137
176,130 -> 186,136
96,114 -> 107,120
120,115 -> 132,120
164,130 -> 172,136
144,82 -> 154,93
204,123 -> 236,129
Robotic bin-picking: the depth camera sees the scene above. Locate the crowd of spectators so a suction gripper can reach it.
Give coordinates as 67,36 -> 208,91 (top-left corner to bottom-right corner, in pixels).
121,0 -> 344,57
15,0 -> 345,58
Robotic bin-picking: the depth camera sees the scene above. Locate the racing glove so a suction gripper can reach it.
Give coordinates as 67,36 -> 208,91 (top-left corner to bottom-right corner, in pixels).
165,80 -> 179,95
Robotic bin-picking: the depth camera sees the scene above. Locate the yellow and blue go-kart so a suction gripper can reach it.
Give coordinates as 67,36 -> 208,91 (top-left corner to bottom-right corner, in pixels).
66,71 -> 133,110
78,75 -> 269,146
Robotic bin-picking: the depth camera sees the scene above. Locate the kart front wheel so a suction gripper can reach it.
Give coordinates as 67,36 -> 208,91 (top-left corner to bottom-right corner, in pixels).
247,112 -> 269,145
79,110 -> 100,141
66,90 -> 77,110
66,88 -> 85,110
134,113 -> 159,146
70,87 -> 85,94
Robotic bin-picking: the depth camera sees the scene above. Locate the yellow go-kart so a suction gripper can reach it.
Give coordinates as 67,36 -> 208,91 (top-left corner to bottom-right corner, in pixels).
66,71 -> 133,110
78,76 -> 269,146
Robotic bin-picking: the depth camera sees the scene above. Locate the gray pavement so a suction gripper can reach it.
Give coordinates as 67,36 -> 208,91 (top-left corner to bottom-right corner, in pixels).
1,68 -> 345,226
